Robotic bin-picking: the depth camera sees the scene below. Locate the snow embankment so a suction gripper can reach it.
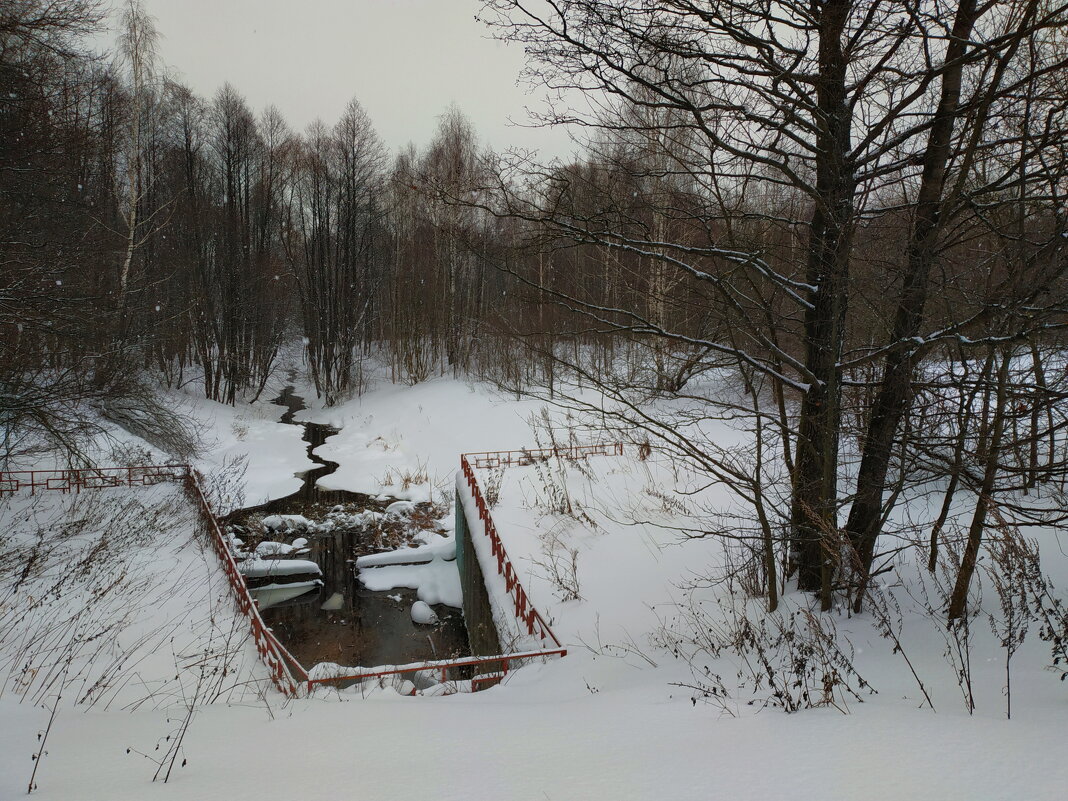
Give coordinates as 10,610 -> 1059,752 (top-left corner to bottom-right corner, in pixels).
0,485 -> 269,716
300,377 -> 544,500
183,395 -> 315,510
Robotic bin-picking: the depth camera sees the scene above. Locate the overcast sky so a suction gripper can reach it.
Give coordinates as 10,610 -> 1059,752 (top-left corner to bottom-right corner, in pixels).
110,0 -> 576,160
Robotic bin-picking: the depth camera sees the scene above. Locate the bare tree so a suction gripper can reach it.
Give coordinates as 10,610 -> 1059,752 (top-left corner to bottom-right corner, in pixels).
113,0 -> 158,305
476,0 -> 1068,610
280,98 -> 387,404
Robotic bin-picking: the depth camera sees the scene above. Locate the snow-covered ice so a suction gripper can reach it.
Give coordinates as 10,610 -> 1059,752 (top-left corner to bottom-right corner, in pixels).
358,558 -> 462,608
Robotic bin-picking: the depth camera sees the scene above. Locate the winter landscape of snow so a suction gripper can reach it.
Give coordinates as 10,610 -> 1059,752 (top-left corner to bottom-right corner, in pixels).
4,0 -> 1068,798
2,360 -> 1067,800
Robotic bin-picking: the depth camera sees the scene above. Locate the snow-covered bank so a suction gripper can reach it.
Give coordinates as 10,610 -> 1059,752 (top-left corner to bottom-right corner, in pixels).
298,375 -> 547,501
3,366 -> 1068,800
2,687 -> 1064,801
0,486 -> 269,717
179,392 -> 315,510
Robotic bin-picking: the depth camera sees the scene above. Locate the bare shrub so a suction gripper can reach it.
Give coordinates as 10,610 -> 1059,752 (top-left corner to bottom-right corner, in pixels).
904,534 -> 981,714
664,595 -> 874,714
532,525 -> 582,601
482,466 -> 505,508
379,462 -> 430,493
985,509 -> 1068,688
865,580 -> 935,710
721,539 -> 769,602
983,513 -> 1039,719
197,455 -> 248,515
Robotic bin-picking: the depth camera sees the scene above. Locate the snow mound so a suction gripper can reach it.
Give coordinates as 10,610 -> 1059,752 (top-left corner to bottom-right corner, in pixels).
385,500 -> 416,516
256,540 -> 295,556
240,558 -> 322,578
358,557 -> 462,607
410,601 -> 439,625
262,514 -> 313,532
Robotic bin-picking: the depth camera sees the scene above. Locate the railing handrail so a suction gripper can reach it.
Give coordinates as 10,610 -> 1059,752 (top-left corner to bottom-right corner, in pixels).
306,646 -> 567,688
463,442 -> 623,469
0,464 -> 191,494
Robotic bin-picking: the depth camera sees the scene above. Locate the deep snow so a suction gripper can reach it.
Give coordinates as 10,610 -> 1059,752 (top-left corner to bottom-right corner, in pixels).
1,362 -> 1066,800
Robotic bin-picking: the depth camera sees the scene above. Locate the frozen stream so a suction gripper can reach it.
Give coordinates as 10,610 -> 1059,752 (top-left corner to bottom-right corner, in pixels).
227,386 -> 470,672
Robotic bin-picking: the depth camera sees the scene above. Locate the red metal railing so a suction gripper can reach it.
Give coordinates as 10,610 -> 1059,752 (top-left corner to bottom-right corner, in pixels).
0,465 -> 188,495
184,472 -> 309,697
460,453 -> 563,646
465,442 -> 624,470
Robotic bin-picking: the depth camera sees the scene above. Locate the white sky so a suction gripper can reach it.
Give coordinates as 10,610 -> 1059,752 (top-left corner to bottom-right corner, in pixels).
112,0 -> 577,160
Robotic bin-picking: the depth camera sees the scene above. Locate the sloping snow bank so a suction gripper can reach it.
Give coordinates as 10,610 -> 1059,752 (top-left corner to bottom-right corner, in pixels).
301,376 -> 546,500
2,688 -> 1064,801
181,394 -> 315,510
0,486 -> 268,715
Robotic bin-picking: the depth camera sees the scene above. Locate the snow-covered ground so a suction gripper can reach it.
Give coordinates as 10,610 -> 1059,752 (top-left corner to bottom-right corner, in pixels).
2,362 -> 1066,800
186,395 -> 315,510
299,373 -> 548,501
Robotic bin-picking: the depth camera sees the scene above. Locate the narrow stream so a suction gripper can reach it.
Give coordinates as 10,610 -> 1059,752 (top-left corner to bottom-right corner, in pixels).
226,386 -> 470,672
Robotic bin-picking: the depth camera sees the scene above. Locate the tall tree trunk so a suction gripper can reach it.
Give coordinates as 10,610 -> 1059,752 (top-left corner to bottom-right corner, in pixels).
845,0 -> 980,610
947,351 -> 1010,620
789,0 -> 855,610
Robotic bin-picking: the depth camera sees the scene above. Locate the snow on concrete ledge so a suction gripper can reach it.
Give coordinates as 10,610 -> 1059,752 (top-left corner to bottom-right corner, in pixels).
454,470 -> 543,653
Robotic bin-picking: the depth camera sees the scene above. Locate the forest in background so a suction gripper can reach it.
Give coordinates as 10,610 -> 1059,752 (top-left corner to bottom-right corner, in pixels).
4,0 -> 1068,618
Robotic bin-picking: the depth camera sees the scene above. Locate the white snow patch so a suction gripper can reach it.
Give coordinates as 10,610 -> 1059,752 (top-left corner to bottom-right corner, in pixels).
255,540 -> 295,556
262,513 -> 313,532
385,500 -> 416,516
358,558 -> 462,608
320,592 -> 345,611
410,600 -> 439,625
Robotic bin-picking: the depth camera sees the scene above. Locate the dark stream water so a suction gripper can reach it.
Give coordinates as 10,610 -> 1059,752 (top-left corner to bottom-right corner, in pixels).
228,386 -> 470,672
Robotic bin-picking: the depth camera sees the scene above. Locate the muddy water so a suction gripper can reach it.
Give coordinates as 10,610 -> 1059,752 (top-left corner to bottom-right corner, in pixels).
230,386 -> 470,671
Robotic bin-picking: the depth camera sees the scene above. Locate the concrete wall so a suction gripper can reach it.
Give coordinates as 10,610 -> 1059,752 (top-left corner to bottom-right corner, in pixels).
455,488 -> 502,656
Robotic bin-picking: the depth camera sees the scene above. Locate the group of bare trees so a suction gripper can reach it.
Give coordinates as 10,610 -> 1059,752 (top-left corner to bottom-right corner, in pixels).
0,1 -> 516,463
0,0 -> 186,462
6,0 -> 1068,625
469,0 -> 1068,615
